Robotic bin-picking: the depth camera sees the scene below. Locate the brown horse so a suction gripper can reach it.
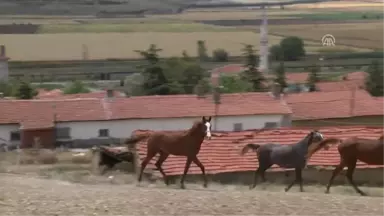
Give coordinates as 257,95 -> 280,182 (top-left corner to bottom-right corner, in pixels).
125,116 -> 212,189
307,135 -> 384,196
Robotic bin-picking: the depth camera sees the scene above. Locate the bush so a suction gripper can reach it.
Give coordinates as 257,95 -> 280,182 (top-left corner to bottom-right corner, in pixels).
63,80 -> 90,94
212,48 -> 229,62
280,36 -> 306,61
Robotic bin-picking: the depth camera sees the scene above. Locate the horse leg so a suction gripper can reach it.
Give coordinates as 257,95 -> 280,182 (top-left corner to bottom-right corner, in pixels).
180,157 -> 193,189
154,152 -> 169,186
192,156 -> 208,188
138,151 -> 157,183
325,160 -> 346,194
285,167 -> 302,192
250,164 -> 271,189
345,159 -> 366,196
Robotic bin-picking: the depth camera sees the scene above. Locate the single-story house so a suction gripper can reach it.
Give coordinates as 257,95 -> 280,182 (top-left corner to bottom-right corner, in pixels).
0,91 -> 292,148
285,89 -> 383,127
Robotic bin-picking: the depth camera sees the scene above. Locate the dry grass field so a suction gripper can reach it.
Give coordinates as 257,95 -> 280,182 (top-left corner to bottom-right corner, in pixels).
1,32 -> 299,61
0,1 -> 382,61
0,150 -> 383,215
268,22 -> 384,50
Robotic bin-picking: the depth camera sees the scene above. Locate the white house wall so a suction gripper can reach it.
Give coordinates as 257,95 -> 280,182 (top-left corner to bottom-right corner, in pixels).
0,124 -> 19,142
56,114 -> 285,139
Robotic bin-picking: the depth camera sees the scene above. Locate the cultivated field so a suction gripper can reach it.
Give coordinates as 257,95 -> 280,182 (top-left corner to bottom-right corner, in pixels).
268,22 -> 384,50
0,1 -> 382,61
0,150 -> 383,215
1,32 -> 303,61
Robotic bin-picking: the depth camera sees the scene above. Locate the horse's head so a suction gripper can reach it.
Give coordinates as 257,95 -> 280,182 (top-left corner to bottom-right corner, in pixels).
194,116 -> 212,140
308,130 -> 324,146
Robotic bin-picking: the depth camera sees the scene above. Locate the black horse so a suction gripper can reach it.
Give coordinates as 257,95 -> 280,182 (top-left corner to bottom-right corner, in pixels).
241,130 -> 324,192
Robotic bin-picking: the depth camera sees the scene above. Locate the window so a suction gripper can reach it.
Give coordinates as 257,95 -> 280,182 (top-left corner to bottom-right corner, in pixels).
264,122 -> 278,129
55,127 -> 71,139
98,129 -> 109,137
233,123 -> 243,132
10,131 -> 20,141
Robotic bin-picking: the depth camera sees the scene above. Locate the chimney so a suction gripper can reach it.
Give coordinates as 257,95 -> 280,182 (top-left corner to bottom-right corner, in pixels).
0,45 -> 5,57
271,82 -> 281,99
106,89 -> 114,98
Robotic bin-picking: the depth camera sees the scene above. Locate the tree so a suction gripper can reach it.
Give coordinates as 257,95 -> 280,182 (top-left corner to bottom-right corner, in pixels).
63,80 -> 90,94
269,44 -> 283,61
306,65 -> 321,92
365,60 -> 384,96
240,44 -> 265,92
219,75 -> 251,93
274,62 -> 287,90
14,81 -> 37,99
181,50 -> 191,61
212,48 -> 229,62
197,40 -> 209,61
0,80 -> 14,97
136,44 -> 181,95
280,36 -> 306,61
194,78 -> 211,97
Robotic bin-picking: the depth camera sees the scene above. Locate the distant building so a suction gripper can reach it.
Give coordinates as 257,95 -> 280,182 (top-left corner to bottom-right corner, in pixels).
0,91 -> 292,148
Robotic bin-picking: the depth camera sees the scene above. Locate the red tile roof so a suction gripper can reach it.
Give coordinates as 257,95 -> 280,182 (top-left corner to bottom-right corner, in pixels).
285,90 -> 383,120
36,89 -> 125,100
0,92 -> 292,128
134,126 -> 384,176
0,99 -> 107,129
108,93 -> 291,119
316,80 -> 364,92
285,72 -> 309,84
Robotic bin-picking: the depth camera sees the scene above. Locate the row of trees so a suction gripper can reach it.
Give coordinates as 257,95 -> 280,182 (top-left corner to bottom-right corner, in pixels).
207,36 -> 306,62
127,40 -> 314,96
0,80 -> 91,99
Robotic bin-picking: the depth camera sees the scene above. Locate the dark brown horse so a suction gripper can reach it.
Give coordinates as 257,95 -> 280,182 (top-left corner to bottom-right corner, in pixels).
241,130 -> 324,192
307,135 -> 384,196
125,116 -> 212,189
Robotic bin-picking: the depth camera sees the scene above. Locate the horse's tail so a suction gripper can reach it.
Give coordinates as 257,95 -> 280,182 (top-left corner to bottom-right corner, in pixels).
306,138 -> 342,159
125,133 -> 151,145
241,143 -> 261,156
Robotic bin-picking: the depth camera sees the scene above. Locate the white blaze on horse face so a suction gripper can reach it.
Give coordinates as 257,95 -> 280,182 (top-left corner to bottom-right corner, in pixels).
317,132 -> 324,140
205,122 -> 212,139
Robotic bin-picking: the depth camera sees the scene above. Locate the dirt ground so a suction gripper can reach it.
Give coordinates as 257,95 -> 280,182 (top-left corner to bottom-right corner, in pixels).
0,171 -> 383,215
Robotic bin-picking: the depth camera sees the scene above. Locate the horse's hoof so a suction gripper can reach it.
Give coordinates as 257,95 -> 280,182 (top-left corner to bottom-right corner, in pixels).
249,185 -> 255,190
203,183 -> 208,188
284,188 -> 289,192
359,192 -> 367,196
325,190 -> 330,194
180,184 -> 186,189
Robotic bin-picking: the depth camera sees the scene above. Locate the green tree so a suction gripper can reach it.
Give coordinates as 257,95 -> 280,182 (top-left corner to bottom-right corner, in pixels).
274,62 -> 287,90
197,40 -> 209,61
136,44 -> 181,95
0,81 -> 14,97
240,44 -> 265,91
194,78 -> 212,97
269,44 -> 283,61
365,60 -> 384,96
280,36 -> 306,61
306,65 -> 321,92
219,75 -> 251,93
181,50 -> 191,61
212,48 -> 229,62
63,80 -> 90,94
14,81 -> 37,99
